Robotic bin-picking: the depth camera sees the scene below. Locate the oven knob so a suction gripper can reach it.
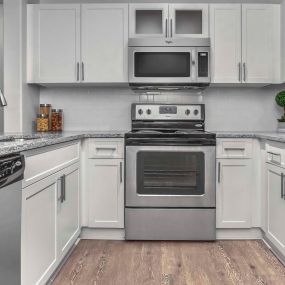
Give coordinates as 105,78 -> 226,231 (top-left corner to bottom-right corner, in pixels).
138,109 -> 143,115
185,109 -> 191,116
194,109 -> 199,116
146,109 -> 152,115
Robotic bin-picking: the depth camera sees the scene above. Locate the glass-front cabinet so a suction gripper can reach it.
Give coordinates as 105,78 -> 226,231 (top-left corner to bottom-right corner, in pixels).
129,4 -> 209,38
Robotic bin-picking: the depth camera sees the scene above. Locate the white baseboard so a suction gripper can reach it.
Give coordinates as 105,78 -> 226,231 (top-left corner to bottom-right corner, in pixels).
80,227 -> 125,240
216,228 -> 263,240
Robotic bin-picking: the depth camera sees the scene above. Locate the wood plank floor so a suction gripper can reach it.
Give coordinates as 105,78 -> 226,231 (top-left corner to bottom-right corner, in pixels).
53,240 -> 285,285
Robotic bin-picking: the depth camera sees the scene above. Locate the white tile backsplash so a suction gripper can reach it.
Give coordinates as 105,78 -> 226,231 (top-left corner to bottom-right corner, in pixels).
40,84 -> 285,132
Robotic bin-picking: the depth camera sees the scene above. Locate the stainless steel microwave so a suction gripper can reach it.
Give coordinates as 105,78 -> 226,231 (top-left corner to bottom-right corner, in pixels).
128,38 -> 210,90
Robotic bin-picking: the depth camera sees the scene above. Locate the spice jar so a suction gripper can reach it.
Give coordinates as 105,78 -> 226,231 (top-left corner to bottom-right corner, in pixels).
40,104 -> 52,130
36,114 -> 49,132
51,109 -> 63,131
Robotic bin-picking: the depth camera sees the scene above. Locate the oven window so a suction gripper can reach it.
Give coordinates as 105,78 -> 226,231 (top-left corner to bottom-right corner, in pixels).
134,52 -> 190,77
137,151 -> 205,195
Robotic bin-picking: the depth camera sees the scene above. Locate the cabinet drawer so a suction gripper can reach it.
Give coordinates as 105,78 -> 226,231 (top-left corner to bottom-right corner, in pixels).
216,139 -> 253,158
23,142 -> 80,187
88,138 -> 124,159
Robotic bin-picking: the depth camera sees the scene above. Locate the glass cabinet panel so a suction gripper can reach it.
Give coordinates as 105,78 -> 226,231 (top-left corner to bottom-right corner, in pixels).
136,10 -> 163,35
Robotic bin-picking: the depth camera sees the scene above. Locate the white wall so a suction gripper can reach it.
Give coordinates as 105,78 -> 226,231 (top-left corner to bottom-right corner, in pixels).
40,84 -> 285,132
3,0 -> 39,133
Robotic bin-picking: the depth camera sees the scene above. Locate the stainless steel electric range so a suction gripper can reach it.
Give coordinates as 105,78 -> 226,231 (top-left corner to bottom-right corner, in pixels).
125,103 -> 216,240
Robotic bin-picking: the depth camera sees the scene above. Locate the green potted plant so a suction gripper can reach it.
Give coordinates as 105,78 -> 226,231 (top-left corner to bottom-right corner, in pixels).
275,91 -> 285,131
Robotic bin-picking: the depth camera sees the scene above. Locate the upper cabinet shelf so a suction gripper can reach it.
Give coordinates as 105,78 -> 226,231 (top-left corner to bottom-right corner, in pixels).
129,3 -> 209,39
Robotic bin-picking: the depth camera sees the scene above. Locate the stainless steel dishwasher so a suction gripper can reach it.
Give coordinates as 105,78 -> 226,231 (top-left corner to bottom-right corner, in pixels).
0,154 -> 25,285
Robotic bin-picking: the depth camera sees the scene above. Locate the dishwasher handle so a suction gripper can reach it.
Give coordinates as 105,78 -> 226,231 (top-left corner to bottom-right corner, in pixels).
0,154 -> 25,189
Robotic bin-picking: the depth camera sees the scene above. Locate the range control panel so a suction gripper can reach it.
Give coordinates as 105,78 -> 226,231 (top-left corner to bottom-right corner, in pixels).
133,104 -> 204,121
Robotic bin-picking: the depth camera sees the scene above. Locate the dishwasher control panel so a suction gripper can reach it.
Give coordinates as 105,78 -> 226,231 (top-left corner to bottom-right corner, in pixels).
0,154 -> 25,180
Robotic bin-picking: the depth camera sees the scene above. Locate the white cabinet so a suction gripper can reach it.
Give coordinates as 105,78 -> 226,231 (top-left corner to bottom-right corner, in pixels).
210,4 -> 281,84
129,3 -> 208,38
81,4 -> 128,83
27,4 -> 128,84
22,143 -> 80,285
216,159 -> 252,228
265,163 -> 285,255
88,159 -> 124,228
86,138 -> 124,229
210,4 -> 241,83
27,4 -> 81,83
22,173 -> 58,285
57,163 -> 80,259
242,5 -> 278,84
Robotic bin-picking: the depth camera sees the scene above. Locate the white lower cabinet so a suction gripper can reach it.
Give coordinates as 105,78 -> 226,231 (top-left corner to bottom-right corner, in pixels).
22,172 -> 58,285
216,159 -> 252,228
88,159 -> 124,228
265,163 -> 285,255
57,163 -> 80,259
22,162 -> 80,285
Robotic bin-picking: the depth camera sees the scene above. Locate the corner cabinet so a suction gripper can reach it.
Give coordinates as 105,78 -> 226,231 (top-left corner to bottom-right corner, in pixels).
216,139 -> 253,229
87,139 -> 124,229
27,4 -> 128,84
265,162 -> 285,256
129,3 -> 208,38
210,4 -> 281,84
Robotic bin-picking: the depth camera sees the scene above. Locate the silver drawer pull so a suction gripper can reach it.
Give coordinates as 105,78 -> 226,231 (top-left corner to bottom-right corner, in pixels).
224,147 -> 245,151
267,151 -> 281,156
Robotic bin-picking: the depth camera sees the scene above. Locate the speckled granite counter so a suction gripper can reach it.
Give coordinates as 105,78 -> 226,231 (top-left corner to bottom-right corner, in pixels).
0,131 -> 127,156
216,131 -> 285,143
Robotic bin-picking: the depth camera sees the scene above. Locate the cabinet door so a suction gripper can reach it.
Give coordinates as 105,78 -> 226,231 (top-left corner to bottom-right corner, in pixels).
129,4 -> 169,38
216,159 -> 252,228
57,163 -> 80,259
266,163 -> 285,255
210,4 -> 242,83
28,4 -> 80,83
169,4 -> 209,38
242,5 -> 276,83
81,4 -> 128,83
22,174 -> 58,285
88,159 -> 124,228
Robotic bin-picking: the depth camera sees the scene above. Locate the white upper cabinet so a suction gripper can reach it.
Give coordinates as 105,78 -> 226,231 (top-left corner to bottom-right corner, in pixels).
27,5 -> 81,83
27,4 -> 128,84
210,4 -> 241,83
242,4 -> 279,84
168,4 -> 209,38
129,3 -> 208,38
129,4 -> 169,38
210,4 -> 281,84
81,4 -> 128,83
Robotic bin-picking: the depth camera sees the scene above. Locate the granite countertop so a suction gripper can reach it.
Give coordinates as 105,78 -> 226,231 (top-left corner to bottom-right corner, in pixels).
215,131 -> 285,143
2,130 -> 285,157
0,131 -> 127,156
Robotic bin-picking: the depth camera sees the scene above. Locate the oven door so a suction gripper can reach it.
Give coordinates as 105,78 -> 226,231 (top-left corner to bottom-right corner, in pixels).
128,47 -> 196,84
126,145 -> 216,208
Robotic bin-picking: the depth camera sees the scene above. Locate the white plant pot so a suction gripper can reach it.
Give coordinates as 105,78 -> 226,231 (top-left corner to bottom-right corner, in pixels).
277,121 -> 285,132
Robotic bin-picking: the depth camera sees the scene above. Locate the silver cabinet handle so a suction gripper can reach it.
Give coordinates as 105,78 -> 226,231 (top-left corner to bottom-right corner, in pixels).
238,62 -> 241,82
243,63 -> 246,82
120,162 -> 123,183
170,19 -> 173,38
165,19 -> 168,38
218,162 -> 221,183
77,62 -> 80,81
82,62 -> 85,81
62,174 -> 66,202
59,175 -> 64,203
281,173 -> 284,199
